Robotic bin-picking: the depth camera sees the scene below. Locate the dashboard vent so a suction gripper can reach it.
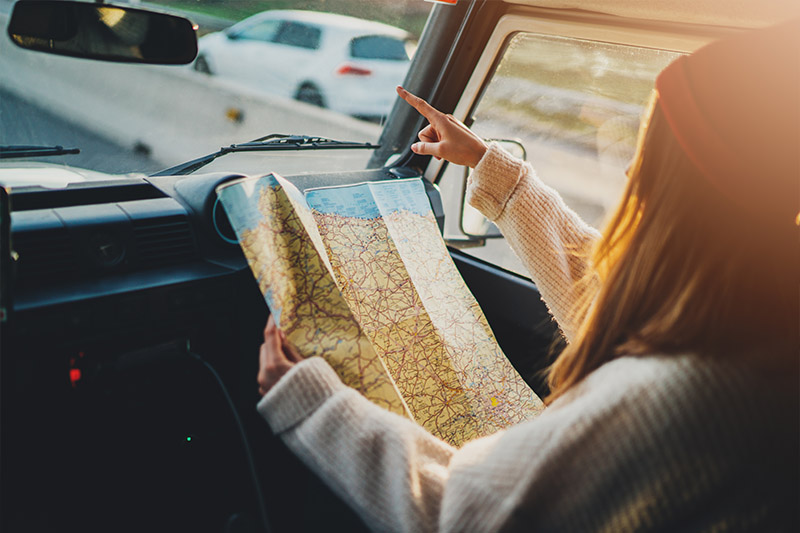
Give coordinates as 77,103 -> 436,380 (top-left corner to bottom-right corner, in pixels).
13,230 -> 77,284
132,216 -> 197,268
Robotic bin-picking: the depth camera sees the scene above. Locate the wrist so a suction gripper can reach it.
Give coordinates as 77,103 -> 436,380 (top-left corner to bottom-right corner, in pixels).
468,140 -> 489,168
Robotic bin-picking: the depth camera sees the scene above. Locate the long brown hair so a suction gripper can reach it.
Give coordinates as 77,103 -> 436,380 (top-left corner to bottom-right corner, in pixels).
546,94 -> 800,403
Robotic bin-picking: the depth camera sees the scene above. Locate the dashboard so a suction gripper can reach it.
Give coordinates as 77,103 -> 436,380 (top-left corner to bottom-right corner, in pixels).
8,169 -> 444,315
1,167 -> 444,532
8,169 -> 445,353
1,165 -> 557,533
2,164 -> 557,533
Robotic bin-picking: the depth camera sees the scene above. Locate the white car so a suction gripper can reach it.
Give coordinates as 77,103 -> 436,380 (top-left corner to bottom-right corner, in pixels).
195,10 -> 414,118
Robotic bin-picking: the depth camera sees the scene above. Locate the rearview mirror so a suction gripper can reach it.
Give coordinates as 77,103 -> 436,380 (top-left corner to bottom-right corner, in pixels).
7,0 -> 198,65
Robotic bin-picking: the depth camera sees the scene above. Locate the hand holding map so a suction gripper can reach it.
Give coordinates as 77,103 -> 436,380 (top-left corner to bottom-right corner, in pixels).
257,315 -> 302,396
219,174 -> 543,447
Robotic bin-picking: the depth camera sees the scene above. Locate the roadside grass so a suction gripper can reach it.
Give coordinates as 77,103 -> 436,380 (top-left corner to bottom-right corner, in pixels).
150,0 -> 431,36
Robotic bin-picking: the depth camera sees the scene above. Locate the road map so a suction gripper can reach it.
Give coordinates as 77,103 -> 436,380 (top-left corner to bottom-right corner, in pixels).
218,174 -> 544,446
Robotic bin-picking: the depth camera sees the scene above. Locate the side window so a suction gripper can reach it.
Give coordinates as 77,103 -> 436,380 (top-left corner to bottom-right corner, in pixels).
274,22 -> 322,50
440,32 -> 681,276
234,20 -> 281,42
350,35 -> 410,61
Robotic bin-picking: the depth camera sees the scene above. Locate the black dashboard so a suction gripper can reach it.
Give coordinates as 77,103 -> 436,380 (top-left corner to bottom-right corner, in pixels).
7,168 -> 446,347
1,164 -> 560,533
1,167 -> 446,532
0,166 -> 557,533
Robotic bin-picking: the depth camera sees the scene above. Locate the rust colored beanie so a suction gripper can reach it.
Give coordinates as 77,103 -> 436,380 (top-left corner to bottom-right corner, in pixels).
655,19 -> 800,227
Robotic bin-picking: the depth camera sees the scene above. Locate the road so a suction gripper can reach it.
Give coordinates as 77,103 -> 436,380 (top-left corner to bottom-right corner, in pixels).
0,89 -> 164,175
0,0 -> 158,174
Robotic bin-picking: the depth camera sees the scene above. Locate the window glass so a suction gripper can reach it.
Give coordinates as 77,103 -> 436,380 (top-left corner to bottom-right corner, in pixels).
351,35 -> 409,60
234,19 -> 281,42
439,32 -> 681,276
274,22 -> 322,49
0,0 -> 431,181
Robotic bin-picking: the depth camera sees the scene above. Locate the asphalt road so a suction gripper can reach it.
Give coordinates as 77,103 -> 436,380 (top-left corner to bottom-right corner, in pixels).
0,88 -> 164,175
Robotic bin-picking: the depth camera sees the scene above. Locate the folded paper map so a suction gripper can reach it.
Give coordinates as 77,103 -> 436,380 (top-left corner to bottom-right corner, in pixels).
218,174 -> 543,446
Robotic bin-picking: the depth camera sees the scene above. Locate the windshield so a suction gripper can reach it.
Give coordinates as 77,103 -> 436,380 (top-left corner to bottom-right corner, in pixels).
0,0 -> 430,180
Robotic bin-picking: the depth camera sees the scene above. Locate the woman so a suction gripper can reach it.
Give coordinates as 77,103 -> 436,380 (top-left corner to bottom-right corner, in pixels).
256,20 -> 799,532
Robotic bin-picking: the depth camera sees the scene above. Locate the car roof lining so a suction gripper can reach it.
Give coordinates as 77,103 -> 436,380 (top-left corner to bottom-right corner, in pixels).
510,0 -> 800,28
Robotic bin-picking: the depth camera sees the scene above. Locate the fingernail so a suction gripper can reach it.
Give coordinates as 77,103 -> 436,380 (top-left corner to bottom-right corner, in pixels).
411,143 -> 419,152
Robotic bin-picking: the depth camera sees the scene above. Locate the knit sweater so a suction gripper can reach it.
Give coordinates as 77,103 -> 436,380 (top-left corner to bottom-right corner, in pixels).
257,144 -> 798,532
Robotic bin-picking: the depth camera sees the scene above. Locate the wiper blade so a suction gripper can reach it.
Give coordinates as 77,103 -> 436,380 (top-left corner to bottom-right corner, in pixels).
0,145 -> 80,159
151,134 -> 379,177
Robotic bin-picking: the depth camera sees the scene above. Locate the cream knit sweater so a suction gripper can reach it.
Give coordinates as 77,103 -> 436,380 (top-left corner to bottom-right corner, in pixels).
257,145 -> 797,532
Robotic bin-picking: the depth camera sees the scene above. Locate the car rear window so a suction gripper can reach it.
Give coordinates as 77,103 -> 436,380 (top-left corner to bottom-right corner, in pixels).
350,35 -> 408,60
274,22 -> 321,49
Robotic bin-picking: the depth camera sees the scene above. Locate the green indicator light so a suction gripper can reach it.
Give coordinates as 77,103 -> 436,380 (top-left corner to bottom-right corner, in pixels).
186,436 -> 192,442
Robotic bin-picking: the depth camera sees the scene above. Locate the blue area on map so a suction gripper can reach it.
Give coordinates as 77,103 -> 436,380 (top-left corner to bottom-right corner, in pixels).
217,174 -> 285,318
305,183 -> 380,218
305,178 -> 431,219
264,288 -> 281,325
217,174 -> 279,235
369,179 -> 431,218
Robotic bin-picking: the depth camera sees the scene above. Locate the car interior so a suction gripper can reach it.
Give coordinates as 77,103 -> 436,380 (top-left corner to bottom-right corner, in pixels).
1,0 -> 797,531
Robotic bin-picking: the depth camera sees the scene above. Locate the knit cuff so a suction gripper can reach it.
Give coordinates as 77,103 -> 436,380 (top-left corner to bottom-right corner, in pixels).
257,357 -> 347,434
466,142 -> 526,221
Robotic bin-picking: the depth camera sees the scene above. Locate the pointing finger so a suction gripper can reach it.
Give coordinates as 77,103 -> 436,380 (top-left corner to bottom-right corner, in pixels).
397,86 -> 442,123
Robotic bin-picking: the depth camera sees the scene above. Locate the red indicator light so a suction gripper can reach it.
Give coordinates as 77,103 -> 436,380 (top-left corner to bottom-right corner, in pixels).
69,368 -> 82,386
336,63 -> 372,76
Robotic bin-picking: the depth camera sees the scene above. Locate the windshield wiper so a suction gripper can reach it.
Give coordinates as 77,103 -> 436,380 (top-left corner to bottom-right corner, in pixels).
0,145 -> 80,159
151,134 -> 379,177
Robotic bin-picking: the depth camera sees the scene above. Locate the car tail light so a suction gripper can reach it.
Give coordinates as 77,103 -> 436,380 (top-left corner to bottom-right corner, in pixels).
336,63 -> 372,76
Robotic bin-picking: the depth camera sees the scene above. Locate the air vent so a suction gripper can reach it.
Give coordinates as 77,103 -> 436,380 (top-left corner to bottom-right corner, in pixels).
13,230 -> 77,284
132,216 -> 197,268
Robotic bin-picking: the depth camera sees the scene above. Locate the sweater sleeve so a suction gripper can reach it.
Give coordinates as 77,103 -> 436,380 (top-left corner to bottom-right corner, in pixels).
467,143 -> 602,341
258,357 -> 522,532
258,357 -> 456,532
259,355 -> 749,532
